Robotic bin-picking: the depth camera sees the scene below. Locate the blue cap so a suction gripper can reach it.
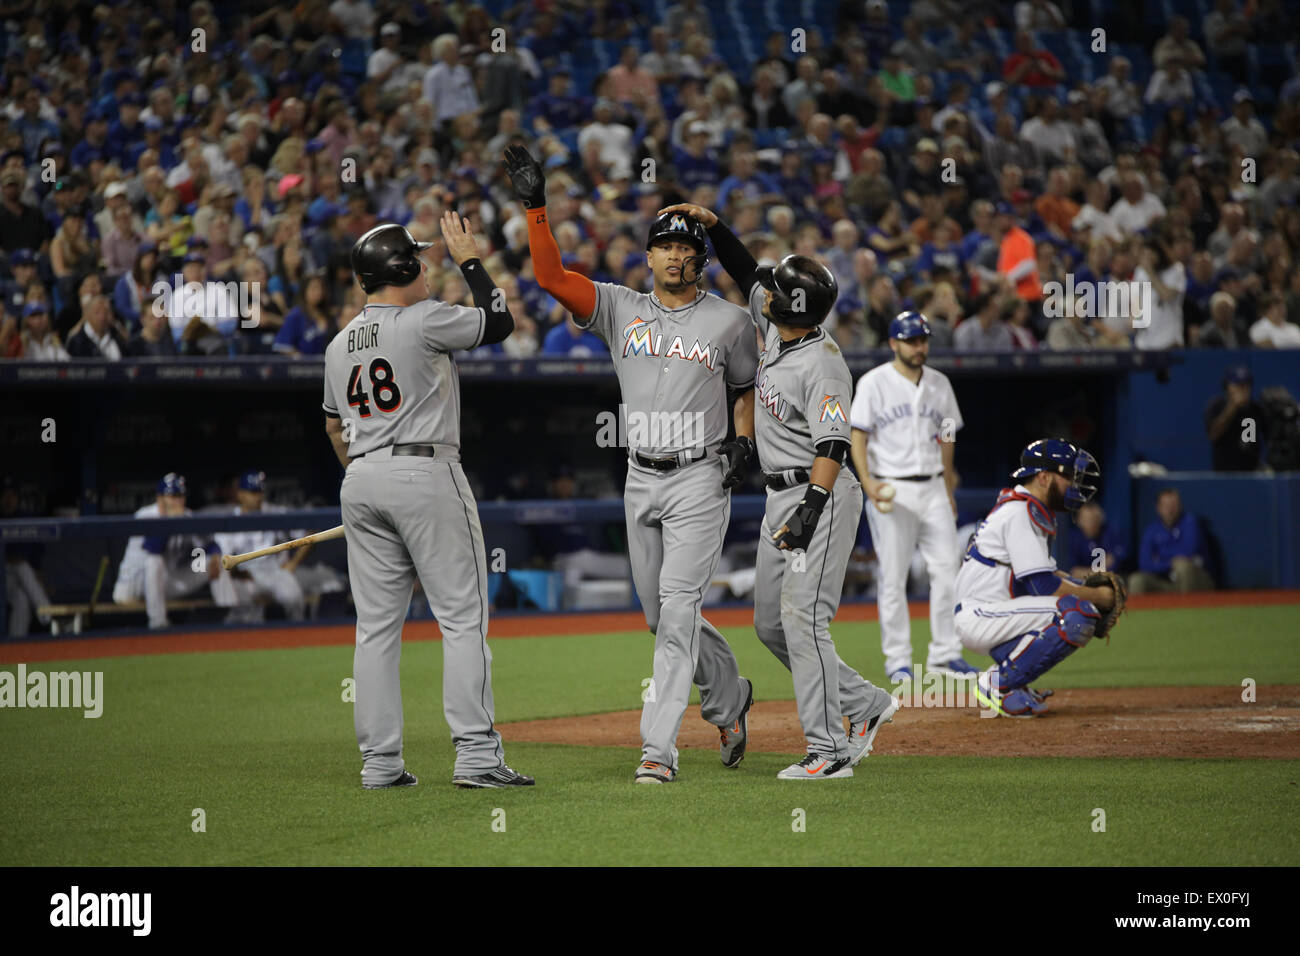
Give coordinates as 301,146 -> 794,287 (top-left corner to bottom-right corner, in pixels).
10,248 -> 35,266
143,116 -> 163,132
22,301 -> 48,317
888,310 -> 931,340
157,472 -> 187,496
182,251 -> 206,265
304,138 -> 326,155
994,200 -> 1015,216
238,470 -> 266,492
1224,365 -> 1252,385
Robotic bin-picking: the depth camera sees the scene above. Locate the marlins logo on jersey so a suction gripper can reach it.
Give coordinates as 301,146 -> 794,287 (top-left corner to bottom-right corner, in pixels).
819,394 -> 847,423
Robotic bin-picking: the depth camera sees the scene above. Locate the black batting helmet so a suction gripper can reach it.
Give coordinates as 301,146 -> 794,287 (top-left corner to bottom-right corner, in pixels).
351,223 -> 434,293
646,212 -> 710,283
756,254 -> 838,326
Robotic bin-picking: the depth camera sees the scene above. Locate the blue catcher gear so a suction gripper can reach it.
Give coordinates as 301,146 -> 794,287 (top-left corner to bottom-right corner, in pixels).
887,311 -> 931,340
988,594 -> 1100,692
157,472 -> 187,496
1011,438 -> 1099,512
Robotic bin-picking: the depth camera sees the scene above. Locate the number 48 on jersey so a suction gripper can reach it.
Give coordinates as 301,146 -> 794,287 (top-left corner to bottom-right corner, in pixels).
347,357 -> 402,417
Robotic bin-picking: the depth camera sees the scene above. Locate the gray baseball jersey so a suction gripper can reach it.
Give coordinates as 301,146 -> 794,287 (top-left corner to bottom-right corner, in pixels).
747,284 -> 890,760
579,284 -> 758,454
578,284 -> 757,770
323,297 -> 511,786
322,299 -> 487,455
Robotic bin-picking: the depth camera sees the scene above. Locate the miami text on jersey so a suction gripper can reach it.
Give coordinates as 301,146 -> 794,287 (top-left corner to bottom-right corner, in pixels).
622,317 -> 719,370
756,368 -> 788,421
347,323 -> 380,353
819,394 -> 847,423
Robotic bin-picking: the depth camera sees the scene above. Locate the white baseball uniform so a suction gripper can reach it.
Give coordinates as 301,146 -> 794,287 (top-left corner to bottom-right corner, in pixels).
849,362 -> 963,676
113,502 -> 238,628
953,485 -> 1063,654
212,505 -> 307,620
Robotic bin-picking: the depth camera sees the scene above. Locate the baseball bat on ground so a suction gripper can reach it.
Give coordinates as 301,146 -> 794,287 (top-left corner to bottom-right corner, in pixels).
220,525 -> 345,570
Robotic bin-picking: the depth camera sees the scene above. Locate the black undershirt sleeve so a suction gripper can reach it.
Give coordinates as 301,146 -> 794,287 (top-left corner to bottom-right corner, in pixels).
815,439 -> 849,465
460,257 -> 515,345
705,219 -> 760,298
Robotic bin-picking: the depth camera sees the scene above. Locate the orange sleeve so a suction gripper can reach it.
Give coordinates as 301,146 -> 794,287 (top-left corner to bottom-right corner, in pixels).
526,207 -> 597,319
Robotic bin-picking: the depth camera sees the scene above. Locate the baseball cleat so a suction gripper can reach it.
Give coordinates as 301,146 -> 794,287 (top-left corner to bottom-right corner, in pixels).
928,657 -> 981,678
847,693 -> 900,766
719,678 -> 753,768
1024,686 -> 1054,704
634,761 -> 677,784
888,666 -> 914,684
363,769 -> 418,790
975,676 -> 1045,718
452,765 -> 536,789
777,753 -> 854,780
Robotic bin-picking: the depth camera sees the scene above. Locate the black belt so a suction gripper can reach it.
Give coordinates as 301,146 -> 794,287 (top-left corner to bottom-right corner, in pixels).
764,469 -> 810,490
364,443 -> 437,458
873,473 -> 943,482
633,448 -> 708,472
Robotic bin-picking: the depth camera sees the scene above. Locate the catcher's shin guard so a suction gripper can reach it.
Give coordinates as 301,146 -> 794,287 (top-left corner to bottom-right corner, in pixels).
989,596 -> 1100,691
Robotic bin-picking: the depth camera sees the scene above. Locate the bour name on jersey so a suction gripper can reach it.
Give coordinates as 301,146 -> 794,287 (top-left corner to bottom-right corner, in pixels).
622,316 -> 720,370
347,322 -> 380,353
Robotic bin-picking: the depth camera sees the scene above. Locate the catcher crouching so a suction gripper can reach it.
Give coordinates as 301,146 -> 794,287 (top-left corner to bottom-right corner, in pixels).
953,439 -> 1126,717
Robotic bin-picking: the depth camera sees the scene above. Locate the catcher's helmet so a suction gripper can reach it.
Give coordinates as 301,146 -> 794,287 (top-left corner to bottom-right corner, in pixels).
1012,438 -> 1100,512
351,223 -> 434,293
157,472 -> 187,496
646,212 -> 709,282
755,254 -> 838,326
888,311 -> 932,340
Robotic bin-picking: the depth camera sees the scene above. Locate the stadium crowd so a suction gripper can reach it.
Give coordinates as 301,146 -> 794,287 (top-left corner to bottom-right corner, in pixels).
2,0 -> 1300,361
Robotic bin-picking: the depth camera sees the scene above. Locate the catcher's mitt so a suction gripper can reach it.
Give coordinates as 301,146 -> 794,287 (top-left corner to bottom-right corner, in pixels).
1083,571 -> 1127,638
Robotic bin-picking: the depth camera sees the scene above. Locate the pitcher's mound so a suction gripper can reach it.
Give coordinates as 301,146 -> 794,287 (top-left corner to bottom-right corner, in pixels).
500,685 -> 1300,759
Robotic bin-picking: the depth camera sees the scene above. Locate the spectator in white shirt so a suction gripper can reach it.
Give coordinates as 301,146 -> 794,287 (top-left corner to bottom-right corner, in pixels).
1097,57 -> 1141,121
1145,64 -> 1194,105
1072,179 -> 1124,242
1020,95 -> 1076,164
1133,232 -> 1190,350
329,0 -> 375,41
422,34 -> 480,126
17,302 -> 69,360
577,99 -> 634,180
1220,90 -> 1269,159
1110,172 -> 1167,235
1249,292 -> 1300,348
368,23 -> 405,89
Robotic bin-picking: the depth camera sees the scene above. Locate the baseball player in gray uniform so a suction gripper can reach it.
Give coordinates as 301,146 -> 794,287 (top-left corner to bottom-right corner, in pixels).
505,146 -> 757,784
323,214 -> 533,790
662,203 -> 899,780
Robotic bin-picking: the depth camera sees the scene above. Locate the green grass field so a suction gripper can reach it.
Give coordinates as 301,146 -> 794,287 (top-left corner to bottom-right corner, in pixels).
2,605 -> 1297,866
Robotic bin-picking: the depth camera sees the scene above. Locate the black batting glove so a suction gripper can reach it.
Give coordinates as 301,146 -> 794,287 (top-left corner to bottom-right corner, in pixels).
774,485 -> 830,551
504,145 -> 547,209
719,435 -> 756,490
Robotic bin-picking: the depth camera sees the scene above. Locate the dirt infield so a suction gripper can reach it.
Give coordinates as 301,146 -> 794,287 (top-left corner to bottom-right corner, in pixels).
4,589 -> 1298,663
499,685 -> 1300,759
